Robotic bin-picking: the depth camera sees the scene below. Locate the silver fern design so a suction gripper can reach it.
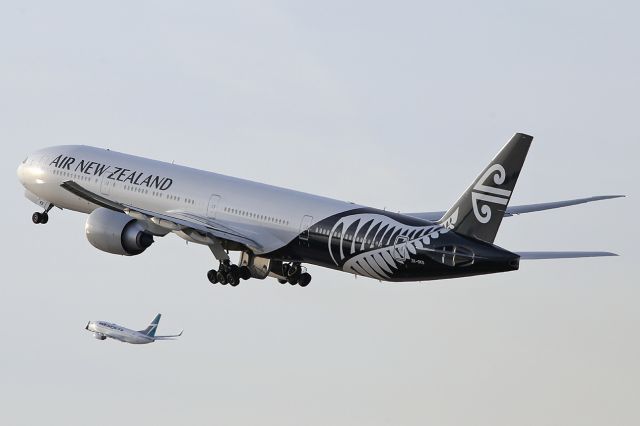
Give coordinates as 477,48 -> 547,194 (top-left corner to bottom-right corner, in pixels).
472,164 -> 512,223
327,213 -> 450,280
440,207 -> 459,230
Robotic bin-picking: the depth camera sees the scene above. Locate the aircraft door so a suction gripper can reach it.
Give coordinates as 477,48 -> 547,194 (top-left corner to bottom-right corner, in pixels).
207,195 -> 221,219
299,215 -> 314,246
393,235 -> 409,263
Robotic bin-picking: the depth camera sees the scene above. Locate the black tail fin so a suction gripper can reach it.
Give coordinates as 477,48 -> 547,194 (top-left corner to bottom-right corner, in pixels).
438,133 -> 533,243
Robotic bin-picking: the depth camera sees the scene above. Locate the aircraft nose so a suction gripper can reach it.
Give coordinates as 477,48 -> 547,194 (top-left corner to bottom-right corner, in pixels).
17,152 -> 47,189
16,161 -> 26,185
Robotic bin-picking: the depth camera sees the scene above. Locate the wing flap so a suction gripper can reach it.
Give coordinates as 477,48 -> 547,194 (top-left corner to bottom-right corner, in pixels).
124,204 -> 265,251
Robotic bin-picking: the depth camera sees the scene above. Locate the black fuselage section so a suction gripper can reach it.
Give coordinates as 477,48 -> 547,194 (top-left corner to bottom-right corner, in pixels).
270,208 -> 520,282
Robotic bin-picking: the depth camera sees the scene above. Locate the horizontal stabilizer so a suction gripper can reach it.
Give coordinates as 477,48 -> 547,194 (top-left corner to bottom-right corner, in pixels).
504,195 -> 625,216
405,195 -> 625,222
517,251 -> 618,260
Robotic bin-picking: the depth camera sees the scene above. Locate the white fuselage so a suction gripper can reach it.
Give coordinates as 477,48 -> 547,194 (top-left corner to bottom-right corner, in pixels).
17,145 -> 360,254
86,321 -> 154,344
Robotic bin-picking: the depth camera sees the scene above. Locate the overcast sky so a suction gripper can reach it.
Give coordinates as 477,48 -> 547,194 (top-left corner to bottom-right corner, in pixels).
1,1 -> 638,425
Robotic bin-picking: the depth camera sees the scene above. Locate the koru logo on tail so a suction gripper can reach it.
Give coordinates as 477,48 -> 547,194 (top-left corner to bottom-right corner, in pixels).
472,164 -> 511,223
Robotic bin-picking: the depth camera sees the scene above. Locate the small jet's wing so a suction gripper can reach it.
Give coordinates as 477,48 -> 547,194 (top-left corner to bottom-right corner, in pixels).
152,330 -> 183,340
405,195 -> 625,222
60,181 -> 285,254
517,251 -> 618,260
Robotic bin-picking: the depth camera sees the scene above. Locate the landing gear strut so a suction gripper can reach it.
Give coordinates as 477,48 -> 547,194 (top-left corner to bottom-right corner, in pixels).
282,262 -> 312,287
32,204 -> 54,225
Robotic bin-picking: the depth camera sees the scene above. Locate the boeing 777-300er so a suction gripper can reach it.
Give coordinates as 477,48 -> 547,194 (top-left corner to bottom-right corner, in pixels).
85,314 -> 182,344
17,133 -> 622,287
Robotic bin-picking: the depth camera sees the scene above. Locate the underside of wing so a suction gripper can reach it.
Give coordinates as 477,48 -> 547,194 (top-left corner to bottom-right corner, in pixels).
405,195 -> 625,222
517,251 -> 618,260
60,180 -> 284,254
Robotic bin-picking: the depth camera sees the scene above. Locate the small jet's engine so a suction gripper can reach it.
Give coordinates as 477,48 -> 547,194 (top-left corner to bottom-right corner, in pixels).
93,333 -> 106,340
85,208 -> 154,256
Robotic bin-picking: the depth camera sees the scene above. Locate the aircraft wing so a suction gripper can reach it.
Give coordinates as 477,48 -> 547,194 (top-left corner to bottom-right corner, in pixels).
60,181 -> 285,254
405,195 -> 625,222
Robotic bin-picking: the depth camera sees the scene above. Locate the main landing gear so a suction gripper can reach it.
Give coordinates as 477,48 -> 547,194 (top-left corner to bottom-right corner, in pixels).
32,204 -> 54,225
280,262 -> 312,287
204,242 -> 313,287
207,261 -> 251,286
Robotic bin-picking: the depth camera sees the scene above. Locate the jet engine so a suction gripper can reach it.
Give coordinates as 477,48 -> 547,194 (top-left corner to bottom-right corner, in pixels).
93,333 -> 106,340
85,208 -> 154,256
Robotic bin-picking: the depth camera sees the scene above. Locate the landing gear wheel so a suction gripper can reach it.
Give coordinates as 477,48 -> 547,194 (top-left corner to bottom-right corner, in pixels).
40,212 -> 49,224
239,266 -> 251,280
287,275 -> 299,285
226,272 -> 240,286
207,269 -> 218,284
287,264 -> 300,277
32,212 -> 42,224
298,273 -> 312,287
278,278 -> 287,284
217,271 -> 227,285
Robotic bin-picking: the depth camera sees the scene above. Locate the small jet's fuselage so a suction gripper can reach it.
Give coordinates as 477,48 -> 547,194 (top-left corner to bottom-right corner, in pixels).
86,321 -> 154,344
85,314 -> 180,343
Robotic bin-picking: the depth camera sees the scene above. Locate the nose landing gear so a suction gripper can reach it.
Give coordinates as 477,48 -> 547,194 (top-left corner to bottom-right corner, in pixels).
32,204 -> 54,225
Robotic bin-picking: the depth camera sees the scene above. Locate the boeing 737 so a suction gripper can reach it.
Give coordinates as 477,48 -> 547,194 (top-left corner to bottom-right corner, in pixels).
17,133 -> 622,286
85,314 -> 182,344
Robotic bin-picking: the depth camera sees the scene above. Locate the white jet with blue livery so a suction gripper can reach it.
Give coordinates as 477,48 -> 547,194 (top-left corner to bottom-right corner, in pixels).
85,314 -> 182,344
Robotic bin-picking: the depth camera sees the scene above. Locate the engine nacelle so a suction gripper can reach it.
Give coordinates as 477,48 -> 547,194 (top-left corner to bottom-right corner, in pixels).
93,333 -> 106,340
85,208 -> 154,256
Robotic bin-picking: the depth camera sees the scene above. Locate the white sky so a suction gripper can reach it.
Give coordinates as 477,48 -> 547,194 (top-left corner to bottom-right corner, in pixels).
1,1 -> 638,425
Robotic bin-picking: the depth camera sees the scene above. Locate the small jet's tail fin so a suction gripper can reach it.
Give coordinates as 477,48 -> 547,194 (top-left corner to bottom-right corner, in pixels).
438,133 -> 533,243
140,314 -> 161,337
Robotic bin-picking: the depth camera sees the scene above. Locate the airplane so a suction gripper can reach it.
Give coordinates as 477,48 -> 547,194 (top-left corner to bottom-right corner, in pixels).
85,314 -> 182,344
17,133 -> 622,287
